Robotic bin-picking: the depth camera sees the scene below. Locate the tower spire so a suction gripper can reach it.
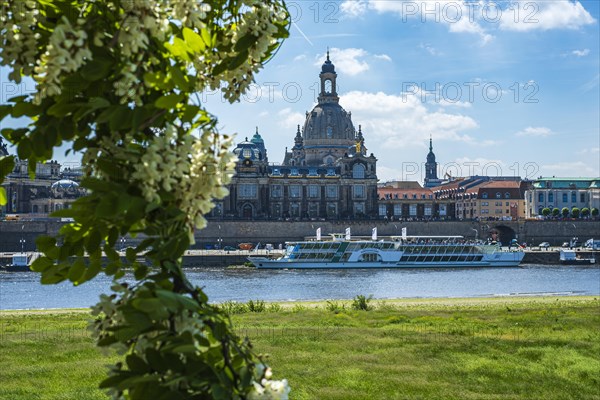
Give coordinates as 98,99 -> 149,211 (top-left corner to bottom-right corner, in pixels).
429,135 -> 433,152
326,47 -> 330,61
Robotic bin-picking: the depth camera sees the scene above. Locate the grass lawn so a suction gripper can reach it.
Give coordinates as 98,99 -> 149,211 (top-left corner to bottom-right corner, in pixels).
1,296 -> 599,399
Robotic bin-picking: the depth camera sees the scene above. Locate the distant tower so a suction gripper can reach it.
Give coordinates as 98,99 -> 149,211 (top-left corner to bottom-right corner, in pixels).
424,136 -> 442,188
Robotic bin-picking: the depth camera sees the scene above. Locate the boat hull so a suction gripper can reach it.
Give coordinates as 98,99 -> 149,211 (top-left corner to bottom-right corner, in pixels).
248,257 -> 524,269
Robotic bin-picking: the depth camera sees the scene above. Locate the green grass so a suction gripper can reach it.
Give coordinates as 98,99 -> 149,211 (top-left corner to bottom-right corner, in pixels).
1,297 -> 599,399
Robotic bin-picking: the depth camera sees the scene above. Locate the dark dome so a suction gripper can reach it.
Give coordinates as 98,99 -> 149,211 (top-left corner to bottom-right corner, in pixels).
303,103 -> 355,145
321,58 -> 335,74
233,138 -> 264,161
51,179 -> 79,190
427,150 -> 436,163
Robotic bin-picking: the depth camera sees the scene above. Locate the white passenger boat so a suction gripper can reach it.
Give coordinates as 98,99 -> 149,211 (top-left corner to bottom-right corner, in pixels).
248,233 -> 525,269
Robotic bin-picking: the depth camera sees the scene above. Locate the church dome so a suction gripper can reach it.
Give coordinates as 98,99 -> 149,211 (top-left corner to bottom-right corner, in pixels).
233,137 -> 264,161
321,57 -> 335,74
303,103 -> 356,144
51,179 -> 79,190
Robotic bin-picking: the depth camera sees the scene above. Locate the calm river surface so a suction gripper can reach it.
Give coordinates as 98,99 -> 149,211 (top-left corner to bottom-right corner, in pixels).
1,265 -> 599,310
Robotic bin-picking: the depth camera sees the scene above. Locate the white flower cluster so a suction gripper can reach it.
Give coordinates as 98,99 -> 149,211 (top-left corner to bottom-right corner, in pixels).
203,1 -> 289,102
33,17 -> 92,102
249,367 -> 291,400
0,1 -> 39,83
128,125 -> 235,230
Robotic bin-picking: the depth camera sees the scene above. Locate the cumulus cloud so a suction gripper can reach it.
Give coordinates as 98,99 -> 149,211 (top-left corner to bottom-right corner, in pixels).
515,127 -> 554,137
314,48 -> 370,76
374,54 -> 392,62
277,108 -> 305,129
499,1 -> 596,31
340,0 -> 595,44
572,49 -> 590,57
540,161 -> 599,177
339,90 -> 478,149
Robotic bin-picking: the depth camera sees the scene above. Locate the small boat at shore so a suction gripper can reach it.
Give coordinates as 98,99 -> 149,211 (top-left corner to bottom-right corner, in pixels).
248,230 -> 525,269
0,252 -> 40,272
559,249 -> 596,265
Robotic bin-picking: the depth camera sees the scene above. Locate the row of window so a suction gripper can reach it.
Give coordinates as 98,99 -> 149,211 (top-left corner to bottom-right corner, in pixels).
481,192 -> 512,199
379,204 -> 433,216
382,193 -> 434,200
238,184 -> 367,200
536,192 -> 586,204
481,209 -> 510,214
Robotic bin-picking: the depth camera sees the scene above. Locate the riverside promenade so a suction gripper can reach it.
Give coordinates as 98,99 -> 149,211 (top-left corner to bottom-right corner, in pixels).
1,248 -> 598,268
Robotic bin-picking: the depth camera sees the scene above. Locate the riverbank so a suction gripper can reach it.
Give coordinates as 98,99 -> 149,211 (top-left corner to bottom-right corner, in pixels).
1,296 -> 599,399
2,248 -> 599,269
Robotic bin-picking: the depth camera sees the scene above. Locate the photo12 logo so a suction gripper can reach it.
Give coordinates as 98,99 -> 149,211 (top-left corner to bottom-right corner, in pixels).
402,81 -> 539,104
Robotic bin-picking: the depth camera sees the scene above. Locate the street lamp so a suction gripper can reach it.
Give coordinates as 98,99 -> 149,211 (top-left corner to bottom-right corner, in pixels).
20,238 -> 25,253
471,228 -> 478,241
119,237 -> 126,251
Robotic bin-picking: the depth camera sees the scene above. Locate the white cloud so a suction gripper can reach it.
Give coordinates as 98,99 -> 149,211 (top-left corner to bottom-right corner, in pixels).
572,49 -> 590,57
314,48 -> 370,76
419,43 -> 441,56
293,54 -> 307,62
339,90 -> 478,149
437,99 -> 472,108
540,161 -> 600,177
374,54 -> 392,62
499,1 -> 596,32
341,0 -> 595,43
340,0 -> 368,18
515,126 -> 554,137
277,108 -> 305,129
452,157 -> 508,177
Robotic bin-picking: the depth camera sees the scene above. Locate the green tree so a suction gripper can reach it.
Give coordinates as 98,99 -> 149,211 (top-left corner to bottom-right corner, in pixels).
562,207 -> 570,218
541,207 -> 551,217
571,207 -> 580,218
592,208 -> 599,217
0,1 -> 290,399
581,208 -> 590,217
552,208 -> 560,217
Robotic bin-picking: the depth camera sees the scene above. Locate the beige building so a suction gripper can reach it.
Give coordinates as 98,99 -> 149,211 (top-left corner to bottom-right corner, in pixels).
455,180 -> 526,220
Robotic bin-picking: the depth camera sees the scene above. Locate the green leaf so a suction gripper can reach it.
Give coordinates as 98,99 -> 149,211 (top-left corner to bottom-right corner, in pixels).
155,94 -> 184,109
109,106 -> 132,132
164,37 -> 190,61
126,354 -> 150,373
80,58 -> 113,81
11,102 -> 38,118
0,187 -> 6,205
47,101 -> 81,117
36,236 -> 57,252
67,258 -> 86,283
182,27 -> 205,52
82,259 -> 102,281
0,155 -> 15,179
30,256 -> 54,272
201,28 -> 213,47
234,34 -> 259,52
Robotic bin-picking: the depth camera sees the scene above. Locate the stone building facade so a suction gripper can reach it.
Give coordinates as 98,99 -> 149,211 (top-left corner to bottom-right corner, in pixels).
524,177 -> 600,217
216,54 -> 378,220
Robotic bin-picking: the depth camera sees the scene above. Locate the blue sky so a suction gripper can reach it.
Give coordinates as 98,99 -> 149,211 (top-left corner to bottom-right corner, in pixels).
2,0 -> 599,182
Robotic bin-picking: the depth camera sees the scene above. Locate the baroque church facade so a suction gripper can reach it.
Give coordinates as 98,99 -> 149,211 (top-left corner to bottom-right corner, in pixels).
215,54 -> 378,220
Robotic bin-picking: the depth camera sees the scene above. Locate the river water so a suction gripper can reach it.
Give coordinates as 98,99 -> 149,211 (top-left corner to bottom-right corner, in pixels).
0,265 -> 599,310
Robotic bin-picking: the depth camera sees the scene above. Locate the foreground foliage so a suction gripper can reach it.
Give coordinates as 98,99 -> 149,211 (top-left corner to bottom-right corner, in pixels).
1,297 -> 599,400
0,1 -> 290,398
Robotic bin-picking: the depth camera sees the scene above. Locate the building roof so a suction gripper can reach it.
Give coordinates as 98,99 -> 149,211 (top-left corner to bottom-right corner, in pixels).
378,186 -> 434,200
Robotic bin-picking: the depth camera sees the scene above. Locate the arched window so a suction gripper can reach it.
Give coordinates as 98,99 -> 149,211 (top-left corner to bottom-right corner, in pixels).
571,192 -> 576,203
562,193 -> 568,203
495,192 -> 501,199
548,192 -> 553,202
324,79 -> 332,94
352,164 -> 365,179
482,193 -> 488,199
505,192 -> 510,199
